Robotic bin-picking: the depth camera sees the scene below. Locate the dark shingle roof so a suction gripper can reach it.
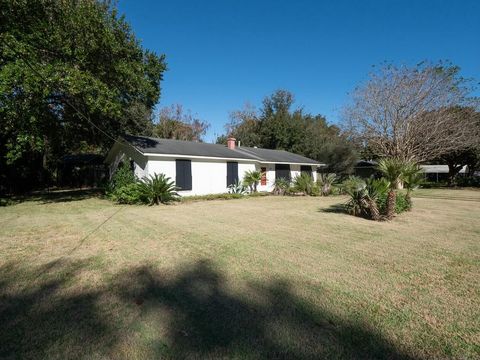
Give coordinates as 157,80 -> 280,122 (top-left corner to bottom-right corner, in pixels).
123,135 -> 320,165
234,146 -> 321,164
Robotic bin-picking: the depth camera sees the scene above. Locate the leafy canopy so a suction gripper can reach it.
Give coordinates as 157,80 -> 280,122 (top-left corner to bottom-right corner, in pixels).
0,0 -> 166,192
217,90 -> 358,174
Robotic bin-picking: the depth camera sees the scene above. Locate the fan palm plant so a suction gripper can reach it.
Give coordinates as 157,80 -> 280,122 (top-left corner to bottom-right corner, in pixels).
138,174 -> 179,205
344,180 -> 369,217
273,178 -> 290,195
377,158 -> 407,219
364,177 -> 390,221
402,162 -> 424,209
317,173 -> 337,196
293,173 -> 314,195
243,170 -> 262,192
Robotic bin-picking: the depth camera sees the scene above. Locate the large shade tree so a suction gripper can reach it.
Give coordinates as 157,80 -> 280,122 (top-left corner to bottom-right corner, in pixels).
342,62 -> 479,163
217,90 -> 358,173
0,0 -> 166,192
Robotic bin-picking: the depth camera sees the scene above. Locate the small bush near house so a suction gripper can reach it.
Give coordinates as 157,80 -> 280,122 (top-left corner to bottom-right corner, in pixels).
292,173 -> 318,195
228,181 -> 248,195
273,178 -> 290,195
109,183 -> 145,204
137,174 -> 179,205
107,167 -> 178,205
317,173 -> 337,196
242,171 -> 262,192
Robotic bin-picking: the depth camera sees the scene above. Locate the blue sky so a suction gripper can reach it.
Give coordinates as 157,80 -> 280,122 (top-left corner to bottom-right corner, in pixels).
117,0 -> 480,142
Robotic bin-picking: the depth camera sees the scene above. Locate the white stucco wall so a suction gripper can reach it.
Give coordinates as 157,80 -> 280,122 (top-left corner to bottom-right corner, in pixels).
106,144 -> 319,196
107,143 -> 148,179
147,156 -> 256,196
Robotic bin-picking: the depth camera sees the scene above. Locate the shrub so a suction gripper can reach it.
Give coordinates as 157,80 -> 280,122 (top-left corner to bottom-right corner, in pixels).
273,178 -> 290,195
109,182 -> 144,204
457,176 -> 480,187
377,192 -> 410,214
107,164 -> 136,193
317,173 -> 337,196
137,174 -> 179,205
106,165 -> 141,203
292,173 -> 315,195
243,170 -> 262,192
228,181 -> 248,195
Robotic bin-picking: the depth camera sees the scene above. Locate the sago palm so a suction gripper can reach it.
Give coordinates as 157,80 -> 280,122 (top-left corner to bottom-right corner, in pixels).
138,174 -> 179,205
377,158 -> 407,220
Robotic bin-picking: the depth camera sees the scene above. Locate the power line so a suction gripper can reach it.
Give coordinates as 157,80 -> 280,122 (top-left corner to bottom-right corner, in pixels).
1,37 -> 127,147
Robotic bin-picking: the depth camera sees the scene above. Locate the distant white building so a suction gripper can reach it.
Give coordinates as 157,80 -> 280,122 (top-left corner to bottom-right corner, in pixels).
420,165 -> 467,182
106,135 -> 322,196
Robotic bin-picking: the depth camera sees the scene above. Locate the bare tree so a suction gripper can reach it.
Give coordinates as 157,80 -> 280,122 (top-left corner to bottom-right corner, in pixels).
154,104 -> 210,142
342,62 -> 479,162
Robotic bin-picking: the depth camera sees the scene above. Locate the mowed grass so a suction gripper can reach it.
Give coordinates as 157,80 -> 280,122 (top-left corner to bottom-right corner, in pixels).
0,190 -> 479,359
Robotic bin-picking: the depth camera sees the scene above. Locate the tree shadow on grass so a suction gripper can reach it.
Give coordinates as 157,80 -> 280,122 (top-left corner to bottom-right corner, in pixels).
318,203 -> 349,214
9,188 -> 103,205
0,259 -> 418,359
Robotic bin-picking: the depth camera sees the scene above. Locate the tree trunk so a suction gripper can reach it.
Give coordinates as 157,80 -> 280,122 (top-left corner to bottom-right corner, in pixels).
386,190 -> 396,220
368,199 -> 381,221
447,163 -> 463,186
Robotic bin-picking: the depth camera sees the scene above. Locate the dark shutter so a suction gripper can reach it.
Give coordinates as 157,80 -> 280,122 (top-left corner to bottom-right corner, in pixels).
300,165 -> 312,177
226,162 -> 238,186
176,159 -> 192,190
275,164 -> 291,181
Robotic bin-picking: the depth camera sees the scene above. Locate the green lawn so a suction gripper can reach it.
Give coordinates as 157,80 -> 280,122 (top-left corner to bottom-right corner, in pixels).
0,189 -> 479,359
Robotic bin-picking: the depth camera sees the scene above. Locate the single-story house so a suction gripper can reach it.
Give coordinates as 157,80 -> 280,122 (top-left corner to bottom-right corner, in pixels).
105,135 -> 322,196
420,164 -> 467,182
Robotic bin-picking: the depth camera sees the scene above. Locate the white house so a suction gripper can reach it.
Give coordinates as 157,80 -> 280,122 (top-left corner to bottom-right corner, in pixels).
105,135 -> 322,196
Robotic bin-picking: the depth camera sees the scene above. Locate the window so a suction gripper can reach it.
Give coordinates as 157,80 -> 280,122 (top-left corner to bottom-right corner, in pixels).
260,167 -> 267,185
275,164 -> 291,181
300,165 -> 312,177
226,162 -> 238,187
176,159 -> 192,190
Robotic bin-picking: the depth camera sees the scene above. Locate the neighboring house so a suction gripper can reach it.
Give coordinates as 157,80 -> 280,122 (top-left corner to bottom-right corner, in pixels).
105,135 -> 322,196
354,160 -> 378,178
420,164 -> 467,182
354,160 -> 468,183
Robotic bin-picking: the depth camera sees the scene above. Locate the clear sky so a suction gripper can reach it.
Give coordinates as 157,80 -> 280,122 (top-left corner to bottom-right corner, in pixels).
117,0 -> 480,142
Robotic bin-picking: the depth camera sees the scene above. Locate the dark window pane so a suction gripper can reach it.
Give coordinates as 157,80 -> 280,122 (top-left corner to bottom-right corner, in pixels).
226,162 -> 238,186
176,159 -> 192,190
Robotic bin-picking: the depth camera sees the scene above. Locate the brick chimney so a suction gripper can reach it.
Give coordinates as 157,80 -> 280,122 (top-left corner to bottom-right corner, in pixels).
227,137 -> 236,149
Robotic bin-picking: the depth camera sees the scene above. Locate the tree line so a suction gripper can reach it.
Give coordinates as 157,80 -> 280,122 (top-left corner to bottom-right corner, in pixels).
1,1 -> 479,194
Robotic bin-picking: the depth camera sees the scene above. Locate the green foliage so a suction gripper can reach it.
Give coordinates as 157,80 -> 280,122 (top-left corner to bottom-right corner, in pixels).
343,175 -> 405,220
106,165 -> 136,194
273,178 -> 291,196
109,182 -> 145,205
377,192 -> 411,214
344,181 -> 369,217
227,181 -> 248,195
377,158 -> 407,189
0,0 -> 166,192
137,174 -> 179,205
293,173 -> 316,195
242,170 -> 262,192
217,90 -> 358,173
340,176 -> 366,195
317,173 -> 337,196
